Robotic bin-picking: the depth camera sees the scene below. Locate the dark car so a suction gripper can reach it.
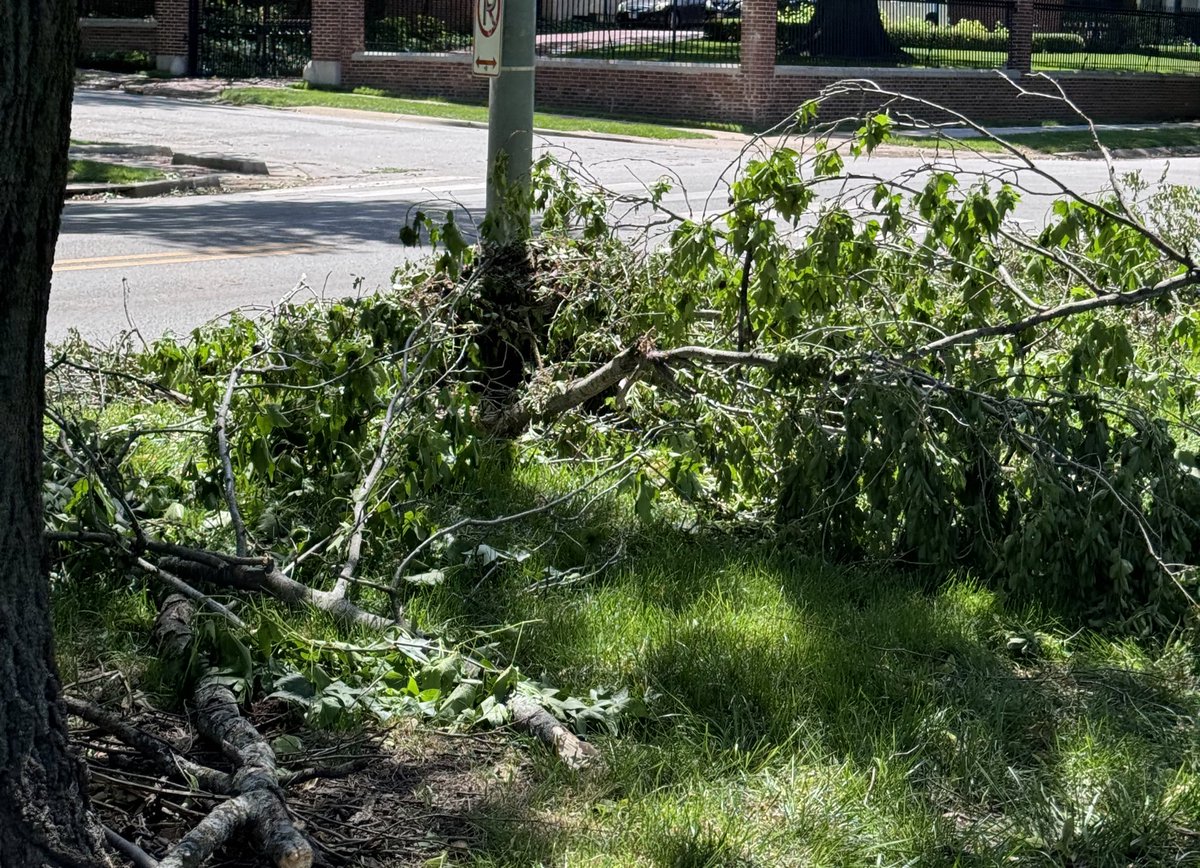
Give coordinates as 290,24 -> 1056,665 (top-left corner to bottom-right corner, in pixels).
616,0 -> 706,29
705,0 -> 739,17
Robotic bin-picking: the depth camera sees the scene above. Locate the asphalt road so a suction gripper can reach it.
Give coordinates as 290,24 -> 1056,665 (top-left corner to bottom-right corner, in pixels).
53,89 -> 1200,343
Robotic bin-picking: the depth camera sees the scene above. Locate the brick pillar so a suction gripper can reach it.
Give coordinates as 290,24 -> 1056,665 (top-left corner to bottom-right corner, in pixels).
1007,0 -> 1033,72
306,0 -> 365,86
154,0 -> 191,75
739,0 -> 776,123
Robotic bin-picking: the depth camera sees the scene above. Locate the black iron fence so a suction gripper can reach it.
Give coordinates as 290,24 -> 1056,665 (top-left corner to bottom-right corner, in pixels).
778,0 -> 1200,75
535,0 -> 739,64
364,0 -> 475,52
363,0 -> 739,63
359,0 -> 1200,72
1033,1 -> 1200,74
78,0 -> 155,17
196,0 -> 312,77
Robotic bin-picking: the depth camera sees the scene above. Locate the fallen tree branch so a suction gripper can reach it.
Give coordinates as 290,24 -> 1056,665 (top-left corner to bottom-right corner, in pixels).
63,695 -> 232,795
152,597 -> 314,868
157,555 -> 401,633
508,695 -> 603,772
46,530 -> 403,633
215,357 -> 260,557
910,269 -> 1200,359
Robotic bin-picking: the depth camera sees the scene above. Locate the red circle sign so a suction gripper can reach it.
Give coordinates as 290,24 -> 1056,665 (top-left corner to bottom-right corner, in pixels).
478,0 -> 501,37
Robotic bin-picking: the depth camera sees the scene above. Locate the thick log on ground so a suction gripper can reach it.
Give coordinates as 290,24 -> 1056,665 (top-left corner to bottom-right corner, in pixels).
152,597 -> 314,868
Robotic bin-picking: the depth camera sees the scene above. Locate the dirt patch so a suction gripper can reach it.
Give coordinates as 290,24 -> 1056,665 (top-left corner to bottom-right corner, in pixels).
73,699 -> 529,867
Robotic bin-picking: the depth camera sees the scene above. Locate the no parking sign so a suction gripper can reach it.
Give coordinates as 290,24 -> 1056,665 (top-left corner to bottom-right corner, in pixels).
473,0 -> 503,76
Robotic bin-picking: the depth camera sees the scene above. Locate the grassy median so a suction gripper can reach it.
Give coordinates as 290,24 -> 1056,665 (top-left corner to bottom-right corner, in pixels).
68,159 -> 165,185
220,86 -> 713,141
891,125 -> 1200,155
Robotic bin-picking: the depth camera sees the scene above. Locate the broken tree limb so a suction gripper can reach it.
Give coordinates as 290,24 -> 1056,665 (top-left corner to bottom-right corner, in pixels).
45,529 -> 403,633
508,695 -> 603,772
156,555 -> 400,633
214,357 -> 258,558
484,338 -> 783,438
151,599 -> 314,868
63,693 -> 232,795
134,557 -> 246,630
486,340 -> 649,437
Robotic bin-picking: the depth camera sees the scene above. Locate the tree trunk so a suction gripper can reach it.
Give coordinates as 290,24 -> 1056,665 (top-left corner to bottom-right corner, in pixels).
0,2 -> 109,866
810,0 -> 903,59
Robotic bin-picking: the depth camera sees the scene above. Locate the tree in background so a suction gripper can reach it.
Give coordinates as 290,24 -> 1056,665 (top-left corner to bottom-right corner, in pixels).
808,0 -> 902,59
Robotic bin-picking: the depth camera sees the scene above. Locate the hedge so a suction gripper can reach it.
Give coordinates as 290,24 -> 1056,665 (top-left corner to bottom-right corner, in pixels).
888,18 -> 1008,51
1032,31 -> 1087,53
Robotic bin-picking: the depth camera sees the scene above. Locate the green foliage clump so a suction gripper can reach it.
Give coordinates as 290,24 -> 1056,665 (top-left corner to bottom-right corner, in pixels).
364,13 -> 473,51
1033,31 -> 1088,53
889,17 -> 1009,51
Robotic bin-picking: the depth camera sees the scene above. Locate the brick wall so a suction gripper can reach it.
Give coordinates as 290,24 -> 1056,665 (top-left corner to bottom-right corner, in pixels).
154,0 -> 191,60
768,67 -> 1200,126
344,50 -> 1200,126
78,19 -> 157,56
312,0 -> 365,62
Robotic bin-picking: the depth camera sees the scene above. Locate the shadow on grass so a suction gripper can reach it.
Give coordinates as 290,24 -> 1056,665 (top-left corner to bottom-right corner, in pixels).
407,489 -> 1200,866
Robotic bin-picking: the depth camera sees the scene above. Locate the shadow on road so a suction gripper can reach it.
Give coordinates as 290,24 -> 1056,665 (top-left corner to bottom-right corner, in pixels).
61,195 -> 484,249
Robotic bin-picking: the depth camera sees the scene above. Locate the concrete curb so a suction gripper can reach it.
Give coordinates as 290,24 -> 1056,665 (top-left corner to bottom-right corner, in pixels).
172,152 -> 270,175
71,144 -> 174,157
67,174 -> 222,198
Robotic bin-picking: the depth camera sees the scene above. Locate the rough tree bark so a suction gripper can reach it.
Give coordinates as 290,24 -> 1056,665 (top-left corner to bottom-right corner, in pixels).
0,1 -> 110,866
809,0 -> 903,59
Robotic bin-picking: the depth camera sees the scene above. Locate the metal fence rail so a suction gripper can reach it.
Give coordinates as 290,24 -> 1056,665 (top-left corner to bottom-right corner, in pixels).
776,0 -> 1200,75
363,0 -> 739,63
1033,2 -> 1200,75
779,0 -> 1016,68
78,0 -> 155,17
535,0 -> 739,64
364,0 -> 475,52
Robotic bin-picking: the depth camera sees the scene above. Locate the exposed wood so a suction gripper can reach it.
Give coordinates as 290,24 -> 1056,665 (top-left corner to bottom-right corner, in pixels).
509,696 -> 603,772
63,693 -> 232,795
151,600 -> 314,868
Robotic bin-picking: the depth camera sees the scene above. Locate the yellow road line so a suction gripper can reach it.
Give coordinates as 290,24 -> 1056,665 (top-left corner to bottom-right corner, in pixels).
55,243 -> 328,272
57,250 -> 217,266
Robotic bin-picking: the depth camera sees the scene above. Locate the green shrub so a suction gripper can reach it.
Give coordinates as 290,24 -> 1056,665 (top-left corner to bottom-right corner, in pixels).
1032,31 -> 1087,53
77,49 -> 154,73
1063,10 -> 1174,52
365,14 -> 473,52
887,17 -> 1008,52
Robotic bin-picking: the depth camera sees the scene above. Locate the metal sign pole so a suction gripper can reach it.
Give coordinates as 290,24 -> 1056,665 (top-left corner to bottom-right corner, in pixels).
474,0 -> 535,247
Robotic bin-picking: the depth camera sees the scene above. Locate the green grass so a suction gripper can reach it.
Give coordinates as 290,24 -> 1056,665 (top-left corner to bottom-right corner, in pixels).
220,86 -> 713,141
390,459 -> 1200,867
564,39 -> 740,64
775,46 -> 1200,75
891,125 -> 1200,155
52,428 -> 1200,866
67,159 -> 165,185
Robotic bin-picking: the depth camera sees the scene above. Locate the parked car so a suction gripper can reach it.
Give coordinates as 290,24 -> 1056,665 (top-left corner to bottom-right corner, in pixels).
616,0 -> 707,29
705,0 -> 740,18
